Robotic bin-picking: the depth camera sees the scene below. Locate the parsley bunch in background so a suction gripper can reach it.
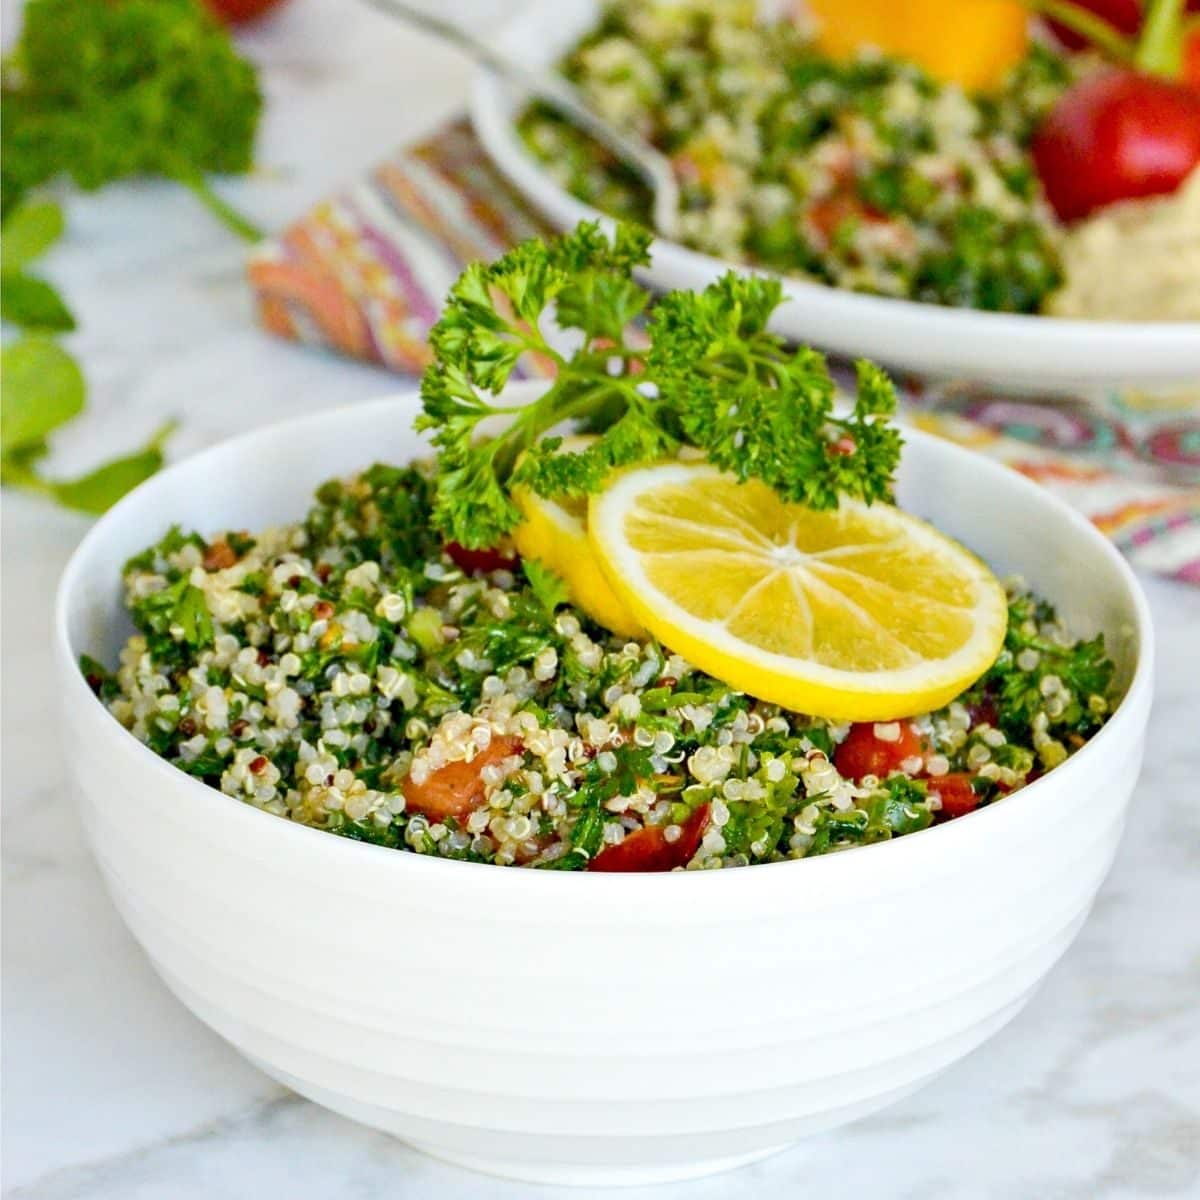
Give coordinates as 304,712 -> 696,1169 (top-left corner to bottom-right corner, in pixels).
419,221 -> 903,550
1,0 -> 264,513
1,200 -> 174,512
2,0 -> 263,238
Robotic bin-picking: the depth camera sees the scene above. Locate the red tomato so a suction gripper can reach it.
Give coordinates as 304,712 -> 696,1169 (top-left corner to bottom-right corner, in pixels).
202,0 -> 291,23
444,542 -> 519,575
928,773 -> 981,820
1045,0 -> 1143,51
589,805 -> 710,873
1186,27 -> 1200,89
833,722 -> 924,782
807,193 -> 885,247
402,736 -> 522,822
1033,70 -> 1200,220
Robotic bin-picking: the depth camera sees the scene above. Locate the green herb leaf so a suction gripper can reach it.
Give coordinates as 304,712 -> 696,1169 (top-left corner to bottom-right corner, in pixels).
173,583 -> 215,649
1,272 -> 75,331
78,652 -> 120,701
0,336 -> 85,455
0,200 -> 64,270
975,592 -> 1115,743
419,221 -> 903,548
523,558 -> 569,616
48,422 -> 173,514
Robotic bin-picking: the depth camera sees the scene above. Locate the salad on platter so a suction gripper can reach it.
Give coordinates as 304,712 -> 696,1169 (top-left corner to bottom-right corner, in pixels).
84,223 -> 1117,872
517,0 -> 1200,321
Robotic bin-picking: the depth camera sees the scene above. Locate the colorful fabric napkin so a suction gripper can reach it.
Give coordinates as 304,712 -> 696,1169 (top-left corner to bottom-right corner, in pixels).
247,119 -> 1200,584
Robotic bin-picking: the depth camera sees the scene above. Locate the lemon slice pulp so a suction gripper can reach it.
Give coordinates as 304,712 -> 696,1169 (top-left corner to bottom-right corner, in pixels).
587,462 -> 1007,720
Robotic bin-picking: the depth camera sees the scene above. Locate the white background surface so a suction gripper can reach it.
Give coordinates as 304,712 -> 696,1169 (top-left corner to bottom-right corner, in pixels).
2,1 -> 1199,1197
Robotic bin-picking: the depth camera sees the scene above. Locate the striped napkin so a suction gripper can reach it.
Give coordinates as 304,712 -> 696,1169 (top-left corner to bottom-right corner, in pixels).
247,119 -> 1200,584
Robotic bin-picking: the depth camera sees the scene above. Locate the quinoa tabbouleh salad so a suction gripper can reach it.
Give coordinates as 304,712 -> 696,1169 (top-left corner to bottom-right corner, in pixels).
516,0 -> 1200,320
85,223 -> 1116,872
519,0 -> 1075,313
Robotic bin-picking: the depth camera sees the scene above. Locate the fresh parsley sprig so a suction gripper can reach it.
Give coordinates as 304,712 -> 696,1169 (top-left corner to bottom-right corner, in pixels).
418,221 -> 902,550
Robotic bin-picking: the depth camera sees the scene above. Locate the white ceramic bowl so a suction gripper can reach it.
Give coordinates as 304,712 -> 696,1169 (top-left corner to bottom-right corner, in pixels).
469,0 -> 1200,393
55,386 -> 1153,1188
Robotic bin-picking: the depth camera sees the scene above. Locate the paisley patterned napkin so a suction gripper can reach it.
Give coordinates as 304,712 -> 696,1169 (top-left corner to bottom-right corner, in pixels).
247,120 -> 1200,584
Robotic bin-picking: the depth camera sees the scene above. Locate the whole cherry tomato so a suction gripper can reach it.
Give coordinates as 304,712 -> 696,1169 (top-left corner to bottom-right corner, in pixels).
203,0 -> 291,24
589,805 -> 710,873
833,722 -> 925,782
1032,69 -> 1200,220
1046,0 -> 1143,50
1186,25 -> 1200,87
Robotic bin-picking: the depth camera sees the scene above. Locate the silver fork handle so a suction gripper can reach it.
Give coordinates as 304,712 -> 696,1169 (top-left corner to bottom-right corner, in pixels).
363,0 -> 680,239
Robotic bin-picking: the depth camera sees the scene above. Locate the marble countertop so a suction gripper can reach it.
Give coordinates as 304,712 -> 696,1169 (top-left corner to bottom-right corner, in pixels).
3,2 -> 1199,1196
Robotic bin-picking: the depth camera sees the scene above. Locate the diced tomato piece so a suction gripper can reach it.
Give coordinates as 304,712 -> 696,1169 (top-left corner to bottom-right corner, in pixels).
402,736 -> 522,823
202,539 -> 239,570
807,193 -> 886,245
444,542 -> 519,574
833,722 -> 924,782
588,804 -> 710,873
929,772 -> 980,820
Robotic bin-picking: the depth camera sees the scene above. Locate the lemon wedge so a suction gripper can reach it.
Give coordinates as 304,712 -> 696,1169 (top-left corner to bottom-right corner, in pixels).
587,462 -> 1007,720
511,440 -> 643,639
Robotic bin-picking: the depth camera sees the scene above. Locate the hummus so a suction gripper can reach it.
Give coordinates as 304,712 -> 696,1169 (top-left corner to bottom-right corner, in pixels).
1047,168 -> 1200,322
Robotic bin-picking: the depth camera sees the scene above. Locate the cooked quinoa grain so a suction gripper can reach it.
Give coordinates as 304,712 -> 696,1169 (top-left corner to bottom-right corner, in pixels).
83,461 -> 1116,871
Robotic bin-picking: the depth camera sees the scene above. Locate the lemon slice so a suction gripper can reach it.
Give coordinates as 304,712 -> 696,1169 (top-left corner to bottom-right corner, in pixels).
587,462 -> 1007,720
511,439 -> 643,639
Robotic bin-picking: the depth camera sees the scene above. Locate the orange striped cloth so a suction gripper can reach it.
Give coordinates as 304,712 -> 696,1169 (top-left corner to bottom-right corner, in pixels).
247,119 -> 1200,583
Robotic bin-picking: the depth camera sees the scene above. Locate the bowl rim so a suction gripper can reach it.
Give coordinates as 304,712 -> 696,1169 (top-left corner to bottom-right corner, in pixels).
466,0 -> 1200,371
53,389 -> 1156,891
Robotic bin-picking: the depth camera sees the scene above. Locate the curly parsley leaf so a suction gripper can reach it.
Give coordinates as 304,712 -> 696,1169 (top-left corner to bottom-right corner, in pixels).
418,223 -> 656,547
649,275 -> 899,509
419,221 -> 903,548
